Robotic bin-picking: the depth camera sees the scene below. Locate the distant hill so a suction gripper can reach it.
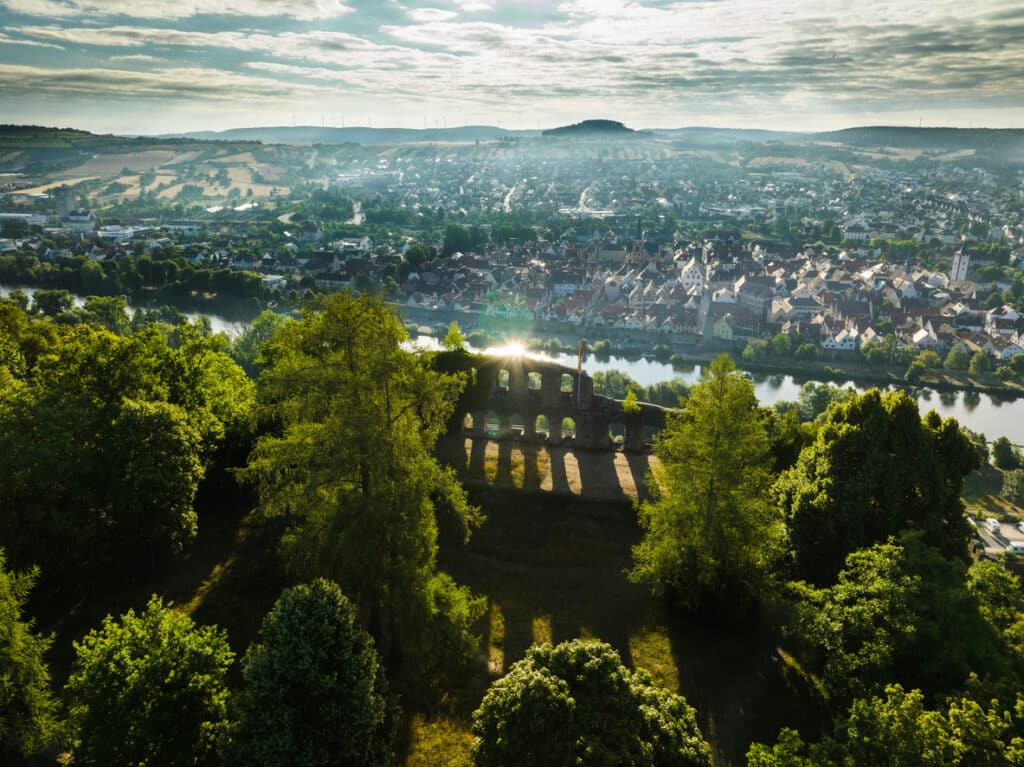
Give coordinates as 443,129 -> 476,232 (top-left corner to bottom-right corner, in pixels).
810,126 -> 1024,153
161,125 -> 538,145
542,120 -> 635,137
649,126 -> 801,146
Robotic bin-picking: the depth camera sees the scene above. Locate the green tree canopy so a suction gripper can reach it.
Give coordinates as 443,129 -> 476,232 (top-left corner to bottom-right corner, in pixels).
970,350 -> 992,376
631,354 -> 785,612
944,346 -> 970,371
993,437 -> 1022,470
748,684 -> 1024,767
228,579 -> 393,767
776,390 -> 978,584
231,309 -> 289,376
788,536 -> 1020,706
244,292 -> 483,665
1002,469 -> 1024,506
471,639 -> 711,767
0,310 -> 254,580
65,596 -> 233,767
443,320 -> 465,352
0,550 -> 60,764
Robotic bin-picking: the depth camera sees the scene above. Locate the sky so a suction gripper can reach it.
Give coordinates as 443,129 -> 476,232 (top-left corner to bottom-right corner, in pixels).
1,0 -> 1023,135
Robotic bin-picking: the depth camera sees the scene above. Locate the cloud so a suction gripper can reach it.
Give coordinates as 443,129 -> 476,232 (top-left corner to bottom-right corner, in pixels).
109,53 -> 162,61
0,62 -> 327,100
0,30 -> 62,47
0,0 -> 353,19
406,7 -> 457,22
2,0 -> 1024,130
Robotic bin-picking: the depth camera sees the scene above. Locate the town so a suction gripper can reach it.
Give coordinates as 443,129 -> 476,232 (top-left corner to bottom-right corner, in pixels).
2,127 -> 1024,389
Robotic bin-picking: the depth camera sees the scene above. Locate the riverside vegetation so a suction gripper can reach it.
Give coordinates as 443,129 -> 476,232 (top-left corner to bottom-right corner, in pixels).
2,290 -> 1024,766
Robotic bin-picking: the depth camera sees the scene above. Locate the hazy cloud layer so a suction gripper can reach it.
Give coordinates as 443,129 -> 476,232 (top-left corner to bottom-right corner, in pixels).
1,0 -> 1023,133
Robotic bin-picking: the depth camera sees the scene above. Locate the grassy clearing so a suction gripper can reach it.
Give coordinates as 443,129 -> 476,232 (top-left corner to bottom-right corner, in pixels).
405,716 -> 474,767
34,456 -> 840,767
422,487 -> 823,767
963,465 -> 1023,518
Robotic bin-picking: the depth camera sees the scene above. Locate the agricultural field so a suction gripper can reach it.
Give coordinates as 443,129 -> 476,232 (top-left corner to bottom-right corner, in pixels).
0,127 -> 303,210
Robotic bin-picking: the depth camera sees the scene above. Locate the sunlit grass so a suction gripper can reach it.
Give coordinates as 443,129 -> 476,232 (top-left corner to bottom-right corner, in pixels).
531,613 -> 552,644
405,715 -> 473,767
629,627 -> 679,692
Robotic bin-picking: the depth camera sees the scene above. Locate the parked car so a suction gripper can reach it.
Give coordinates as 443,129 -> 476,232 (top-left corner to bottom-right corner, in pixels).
988,519 -> 1002,533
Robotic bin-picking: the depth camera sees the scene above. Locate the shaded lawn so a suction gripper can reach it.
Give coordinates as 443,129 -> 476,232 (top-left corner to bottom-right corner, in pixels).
417,487 -> 824,767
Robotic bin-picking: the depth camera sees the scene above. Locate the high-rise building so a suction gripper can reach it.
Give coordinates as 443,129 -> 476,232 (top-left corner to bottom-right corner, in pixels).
950,250 -> 970,283
55,185 -> 74,218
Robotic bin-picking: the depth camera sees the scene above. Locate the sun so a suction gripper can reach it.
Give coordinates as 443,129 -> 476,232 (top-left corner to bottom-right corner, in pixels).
485,339 -> 527,356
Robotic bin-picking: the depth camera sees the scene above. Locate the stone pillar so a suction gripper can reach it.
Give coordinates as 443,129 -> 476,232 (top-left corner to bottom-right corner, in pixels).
497,414 -> 511,440
577,374 -> 593,410
624,415 -> 644,453
548,418 -> 563,445
540,371 -> 561,409
471,411 -> 487,438
523,414 -> 537,442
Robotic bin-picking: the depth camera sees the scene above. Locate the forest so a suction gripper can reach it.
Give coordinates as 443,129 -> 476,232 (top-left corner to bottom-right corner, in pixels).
2,288 -> 1024,766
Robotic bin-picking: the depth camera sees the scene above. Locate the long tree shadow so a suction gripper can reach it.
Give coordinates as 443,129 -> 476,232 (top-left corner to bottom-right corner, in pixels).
440,488 -> 646,681
665,607 -> 829,767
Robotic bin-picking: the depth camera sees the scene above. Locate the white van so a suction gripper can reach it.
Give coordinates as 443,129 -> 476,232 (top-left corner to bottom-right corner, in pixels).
1006,541 -> 1024,555
988,519 -> 1002,533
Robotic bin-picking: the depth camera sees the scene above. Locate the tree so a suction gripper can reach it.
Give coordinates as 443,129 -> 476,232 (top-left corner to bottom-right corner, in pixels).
772,333 -> 791,356
1002,469 -> 1024,506
776,390 -> 978,584
944,346 -> 970,371
244,293 -> 483,665
993,437 -> 1022,469
788,541 -> 919,704
631,354 -> 785,611
471,639 -> 710,767
231,310 -> 289,376
442,222 -> 471,257
968,560 -> 1024,633
0,321 -> 249,581
788,535 -> 1018,706
970,350 -> 992,376
443,320 -> 465,352
622,388 -> 641,415
65,596 -> 233,767
228,580 -> 393,767
32,289 -> 72,317
82,296 -> 130,335
795,382 -> 855,423
749,684 -> 1024,767
0,550 -> 60,764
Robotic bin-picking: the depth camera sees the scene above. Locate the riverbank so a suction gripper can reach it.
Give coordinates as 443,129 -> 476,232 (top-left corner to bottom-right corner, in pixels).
672,348 -> 1024,400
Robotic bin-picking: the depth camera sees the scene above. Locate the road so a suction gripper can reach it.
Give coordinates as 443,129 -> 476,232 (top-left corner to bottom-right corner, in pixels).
973,518 -> 1024,557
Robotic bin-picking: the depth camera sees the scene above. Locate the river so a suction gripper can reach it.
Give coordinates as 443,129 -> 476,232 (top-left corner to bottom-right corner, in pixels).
0,284 -> 249,337
4,281 -> 1022,444
409,336 -> 1024,445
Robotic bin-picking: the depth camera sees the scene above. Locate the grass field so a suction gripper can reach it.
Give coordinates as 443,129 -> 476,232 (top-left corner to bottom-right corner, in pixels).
420,486 -> 825,767
962,464 -> 1024,518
